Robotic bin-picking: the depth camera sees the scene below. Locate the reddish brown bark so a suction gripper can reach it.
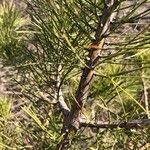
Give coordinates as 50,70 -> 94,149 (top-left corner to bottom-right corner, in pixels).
63,0 -> 119,131
57,1 -> 120,149
68,39 -> 105,130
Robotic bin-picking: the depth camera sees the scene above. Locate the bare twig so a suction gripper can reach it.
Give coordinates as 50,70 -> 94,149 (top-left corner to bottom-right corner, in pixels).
80,119 -> 150,129
55,65 -> 70,117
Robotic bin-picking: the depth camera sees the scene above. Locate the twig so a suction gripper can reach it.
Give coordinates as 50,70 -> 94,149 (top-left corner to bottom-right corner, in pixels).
80,119 -> 150,129
56,65 -> 70,117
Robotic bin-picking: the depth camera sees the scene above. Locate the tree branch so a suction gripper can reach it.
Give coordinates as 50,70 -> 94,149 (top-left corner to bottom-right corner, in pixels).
55,65 -> 70,117
56,1 -> 121,149
64,0 -> 120,131
80,119 -> 150,129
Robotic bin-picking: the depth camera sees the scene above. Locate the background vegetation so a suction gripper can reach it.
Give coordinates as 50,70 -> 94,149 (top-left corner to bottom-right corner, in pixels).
0,0 -> 150,149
